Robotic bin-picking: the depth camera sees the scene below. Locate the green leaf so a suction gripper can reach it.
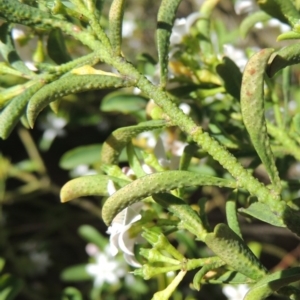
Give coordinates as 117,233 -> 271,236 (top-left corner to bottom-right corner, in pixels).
60,174 -> 130,203
226,191 -> 242,238
216,56 -> 242,100
205,224 -> 267,281
0,82 -> 44,140
47,28 -> 72,65
267,43 -> 300,77
101,119 -> 167,165
0,258 -> 5,272
102,171 -> 236,226
153,193 -> 207,239
257,0 -> 300,26
156,0 -> 182,87
100,92 -> 148,113
293,113 -> 300,135
239,11 -> 271,38
202,270 -> 255,285
277,30 -> 300,41
27,74 -> 133,127
61,287 -> 83,300
78,225 -> 107,249
108,0 -> 125,55
60,265 -> 92,282
244,267 -> 300,300
59,144 -> 102,170
0,23 -> 35,76
0,274 -> 23,300
241,48 -> 281,194
239,202 -> 285,227
193,258 -> 225,290
126,143 -> 146,178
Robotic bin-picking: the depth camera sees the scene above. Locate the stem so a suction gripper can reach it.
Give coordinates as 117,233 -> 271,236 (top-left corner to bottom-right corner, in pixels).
18,128 -> 47,175
92,53 -> 285,216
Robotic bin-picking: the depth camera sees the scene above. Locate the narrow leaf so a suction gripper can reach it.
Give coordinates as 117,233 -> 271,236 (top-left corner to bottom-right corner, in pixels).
244,267 -> 300,300
60,174 -> 129,203
239,202 -> 285,227
202,270 -> 255,285
102,171 -> 236,226
193,258 -> 225,290
59,144 -> 102,170
27,74 -> 134,127
60,265 -> 92,281
100,92 -> 148,113
126,143 -> 146,178
47,28 -> 72,64
241,48 -> 281,193
153,193 -> 207,239
101,120 -> 167,165
267,43 -> 300,77
257,0 -> 300,26
226,190 -> 242,238
216,56 -> 242,100
205,224 -> 267,281
78,225 -> 107,249
239,11 -> 271,38
157,0 -> 182,87
0,275 -> 23,300
108,0 -> 125,55
0,82 -> 44,139
0,23 -> 35,76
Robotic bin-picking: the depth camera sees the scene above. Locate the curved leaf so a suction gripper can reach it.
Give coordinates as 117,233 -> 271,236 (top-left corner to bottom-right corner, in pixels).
27,74 -> 133,127
102,171 -> 236,226
60,265 -> 92,282
101,119 -> 167,164
78,225 -> 107,249
60,174 -> 130,203
239,11 -> 271,38
59,144 -> 102,170
239,202 -> 285,227
108,0 -> 125,55
0,82 -> 44,139
241,48 -> 281,193
157,0 -> 182,87
0,23 -> 35,76
47,28 -> 72,64
257,0 -> 300,26
216,56 -> 242,100
153,193 -> 207,239
244,267 -> 300,300
100,92 -> 148,113
205,224 -> 267,281
267,43 -> 300,77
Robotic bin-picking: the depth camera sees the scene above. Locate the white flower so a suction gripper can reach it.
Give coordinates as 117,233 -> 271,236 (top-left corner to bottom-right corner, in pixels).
29,251 -> 51,274
170,12 -> 201,46
70,164 -> 97,177
105,133 -> 187,266
154,133 -> 187,170
107,202 -> 143,267
179,103 -> 191,115
11,27 -> 26,40
223,44 -> 248,71
122,15 -> 136,38
267,18 -> 291,33
222,284 -> 249,300
85,245 -> 127,287
235,0 -> 291,33
234,0 -> 256,15
39,113 -> 67,150
136,131 -> 187,171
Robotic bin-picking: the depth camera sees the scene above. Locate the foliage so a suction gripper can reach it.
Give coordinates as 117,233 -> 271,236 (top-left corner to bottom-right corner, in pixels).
1,0 -> 300,299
